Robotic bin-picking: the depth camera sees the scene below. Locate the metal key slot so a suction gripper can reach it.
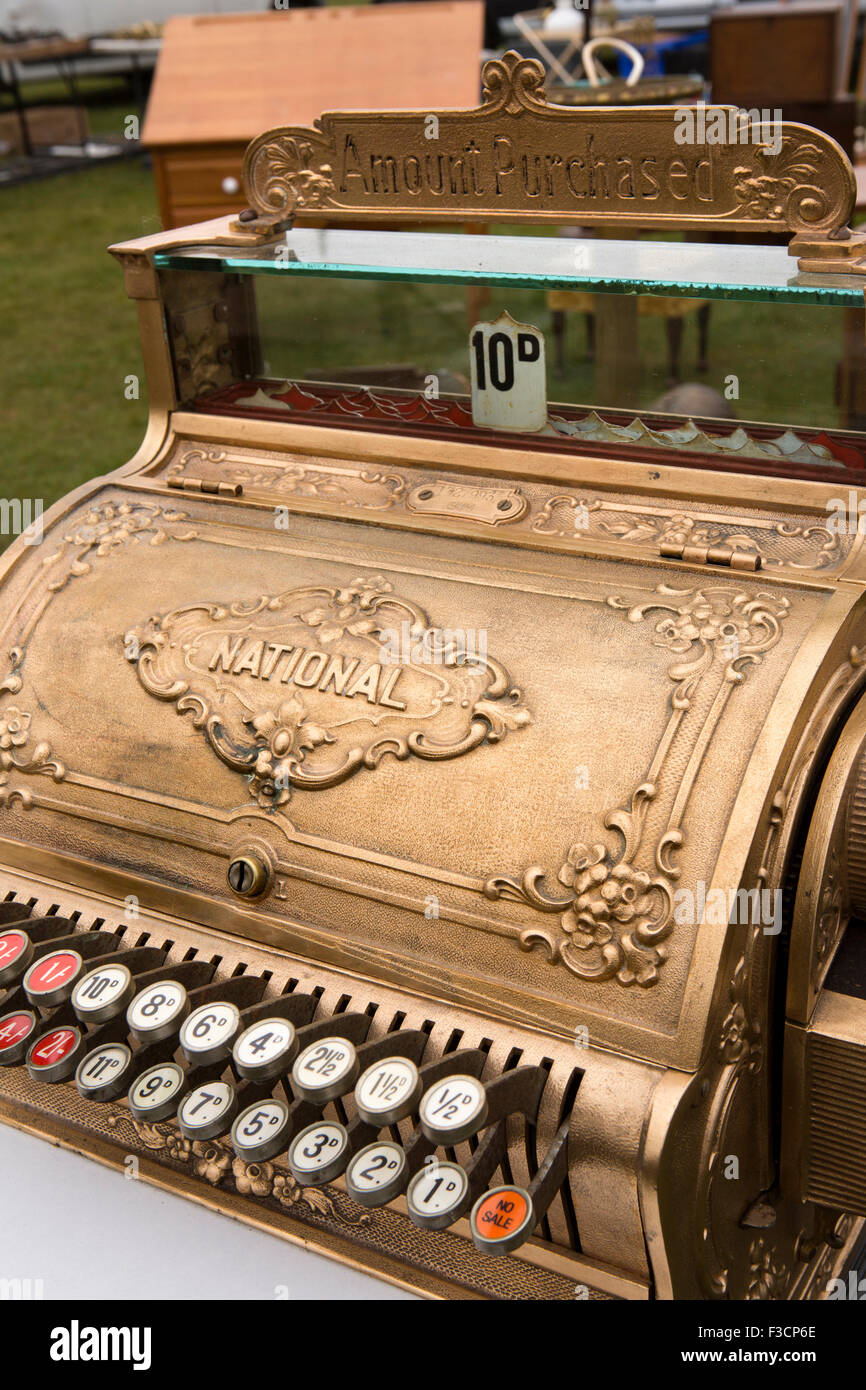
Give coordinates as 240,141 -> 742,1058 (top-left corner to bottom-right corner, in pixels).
469,1120 -> 571,1256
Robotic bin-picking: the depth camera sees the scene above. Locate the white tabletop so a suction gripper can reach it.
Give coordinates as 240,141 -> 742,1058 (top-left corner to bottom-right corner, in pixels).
0,1124 -> 415,1301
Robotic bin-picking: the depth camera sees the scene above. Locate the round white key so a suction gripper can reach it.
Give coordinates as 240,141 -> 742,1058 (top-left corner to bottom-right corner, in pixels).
0,928 -> 33,986
233,1017 -> 297,1081
407,1161 -> 469,1230
23,949 -> 84,1007
75,1043 -> 133,1102
231,1098 -> 291,1162
72,962 -> 134,1024
288,1121 -> 349,1185
26,1025 -> 85,1083
127,979 -> 189,1043
178,1080 -> 237,1140
346,1141 -> 407,1207
354,1056 -> 422,1125
291,1036 -> 358,1102
0,1009 -> 38,1065
128,1062 -> 187,1122
179,1000 -> 240,1065
419,1074 -> 488,1144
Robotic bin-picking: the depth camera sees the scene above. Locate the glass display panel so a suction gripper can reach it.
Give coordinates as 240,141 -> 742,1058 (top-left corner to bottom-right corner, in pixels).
157,230 -> 866,484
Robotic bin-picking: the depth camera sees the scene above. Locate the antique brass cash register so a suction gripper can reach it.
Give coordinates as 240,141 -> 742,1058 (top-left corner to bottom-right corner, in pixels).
6,53 -> 866,1300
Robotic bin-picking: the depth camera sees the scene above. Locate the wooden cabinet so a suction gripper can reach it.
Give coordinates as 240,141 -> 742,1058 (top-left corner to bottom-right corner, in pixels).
711,1 -> 842,107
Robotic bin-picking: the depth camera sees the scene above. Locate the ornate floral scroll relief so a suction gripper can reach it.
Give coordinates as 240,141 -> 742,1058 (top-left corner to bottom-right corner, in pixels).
107,1110 -> 370,1230
243,51 -> 855,236
486,586 -> 789,987
169,446 -> 407,512
125,573 -> 530,809
0,502 -> 196,808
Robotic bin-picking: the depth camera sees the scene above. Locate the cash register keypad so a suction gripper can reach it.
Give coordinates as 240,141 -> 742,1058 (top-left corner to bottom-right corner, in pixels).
0,900 -> 576,1261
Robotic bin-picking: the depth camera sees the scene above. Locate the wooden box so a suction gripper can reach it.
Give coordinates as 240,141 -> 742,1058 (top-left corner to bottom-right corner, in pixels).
711,1 -> 842,107
141,3 -> 484,229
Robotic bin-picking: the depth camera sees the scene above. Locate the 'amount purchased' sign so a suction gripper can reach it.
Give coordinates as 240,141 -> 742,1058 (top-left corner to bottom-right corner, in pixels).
469,312 -> 547,433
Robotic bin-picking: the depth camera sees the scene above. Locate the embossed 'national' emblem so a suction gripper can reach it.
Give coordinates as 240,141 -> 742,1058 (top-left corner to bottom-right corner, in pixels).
124,574 -> 530,808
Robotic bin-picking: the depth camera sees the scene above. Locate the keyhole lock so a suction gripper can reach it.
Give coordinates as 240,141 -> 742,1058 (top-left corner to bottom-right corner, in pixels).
227,854 -> 269,899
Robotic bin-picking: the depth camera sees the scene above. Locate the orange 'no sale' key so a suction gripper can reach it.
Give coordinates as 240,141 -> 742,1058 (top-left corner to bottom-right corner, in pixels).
472,1188 -> 530,1239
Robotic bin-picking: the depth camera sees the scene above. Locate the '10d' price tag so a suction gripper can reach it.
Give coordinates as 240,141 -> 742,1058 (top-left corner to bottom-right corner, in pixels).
469,312 -> 546,433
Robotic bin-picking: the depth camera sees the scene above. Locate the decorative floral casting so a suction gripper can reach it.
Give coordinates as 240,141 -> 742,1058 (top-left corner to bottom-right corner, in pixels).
0,503 -> 195,808
55,501 -> 197,565
107,1112 -> 370,1228
0,703 -> 65,807
733,140 -> 830,230
174,450 -> 407,511
128,573 -> 530,809
247,696 -> 334,808
486,586 -> 789,987
299,574 -> 393,645
746,1236 -> 790,1300
254,137 -> 335,214
719,954 -> 763,1070
813,844 -> 844,983
532,497 -> 842,572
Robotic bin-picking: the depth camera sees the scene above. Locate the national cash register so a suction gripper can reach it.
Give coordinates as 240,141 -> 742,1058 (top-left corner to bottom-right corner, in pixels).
3,53 -> 866,1300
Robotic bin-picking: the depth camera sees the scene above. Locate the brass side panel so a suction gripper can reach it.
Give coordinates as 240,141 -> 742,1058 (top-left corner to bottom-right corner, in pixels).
803,991 -> 866,1214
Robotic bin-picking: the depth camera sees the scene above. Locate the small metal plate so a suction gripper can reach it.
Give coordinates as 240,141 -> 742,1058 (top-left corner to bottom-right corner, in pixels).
407,479 -> 526,525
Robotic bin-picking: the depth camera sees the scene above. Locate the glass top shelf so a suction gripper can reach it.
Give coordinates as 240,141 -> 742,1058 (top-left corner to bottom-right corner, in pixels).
153,228 -> 866,306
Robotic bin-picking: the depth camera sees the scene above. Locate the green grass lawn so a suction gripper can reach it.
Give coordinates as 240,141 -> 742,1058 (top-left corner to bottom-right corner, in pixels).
0,153 -> 156,509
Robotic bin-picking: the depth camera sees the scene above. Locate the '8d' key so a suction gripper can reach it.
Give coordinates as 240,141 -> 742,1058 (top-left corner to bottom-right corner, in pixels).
127,979 -> 190,1044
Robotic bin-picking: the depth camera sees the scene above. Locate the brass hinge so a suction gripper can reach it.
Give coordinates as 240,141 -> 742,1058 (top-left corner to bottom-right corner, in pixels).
167,477 -> 243,497
660,540 -> 761,571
